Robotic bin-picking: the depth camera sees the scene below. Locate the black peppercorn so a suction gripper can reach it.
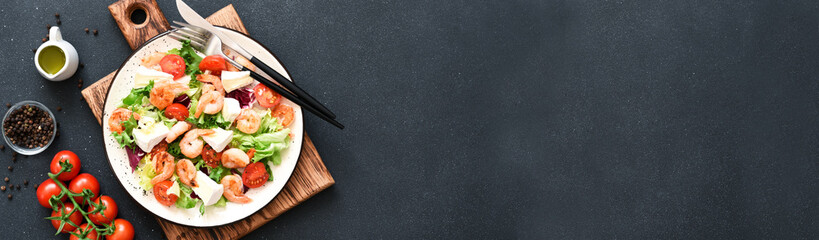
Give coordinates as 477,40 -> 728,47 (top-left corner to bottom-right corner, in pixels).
0,186 -> 5,191
55,13 -> 60,18
93,29 -> 98,35
7,166 -> 11,171
7,194 -> 11,199
56,19 -> 61,25
3,177 -> 7,182
23,180 -> 28,186
84,28 -> 89,33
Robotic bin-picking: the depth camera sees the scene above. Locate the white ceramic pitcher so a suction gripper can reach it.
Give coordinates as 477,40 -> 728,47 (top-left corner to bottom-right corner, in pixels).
35,27 -> 79,81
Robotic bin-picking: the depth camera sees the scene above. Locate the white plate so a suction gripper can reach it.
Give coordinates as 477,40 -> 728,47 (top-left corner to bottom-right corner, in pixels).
101,28 -> 303,227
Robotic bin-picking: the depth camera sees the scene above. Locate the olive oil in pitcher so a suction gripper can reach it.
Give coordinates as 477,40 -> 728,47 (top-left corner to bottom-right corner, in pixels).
37,46 -> 66,75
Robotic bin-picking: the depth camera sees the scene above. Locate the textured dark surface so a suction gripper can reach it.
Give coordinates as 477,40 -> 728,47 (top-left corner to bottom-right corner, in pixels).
0,0 -> 817,239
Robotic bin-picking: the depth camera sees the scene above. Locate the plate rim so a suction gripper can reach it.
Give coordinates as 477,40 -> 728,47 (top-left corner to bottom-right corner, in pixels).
101,26 -> 304,227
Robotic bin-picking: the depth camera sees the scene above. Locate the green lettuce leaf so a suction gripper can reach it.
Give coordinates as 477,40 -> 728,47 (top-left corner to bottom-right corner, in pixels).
175,183 -> 200,209
136,155 -> 157,190
208,166 -> 231,183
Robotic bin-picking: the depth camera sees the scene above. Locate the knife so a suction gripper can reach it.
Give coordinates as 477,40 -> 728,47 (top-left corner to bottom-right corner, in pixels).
176,0 -> 338,120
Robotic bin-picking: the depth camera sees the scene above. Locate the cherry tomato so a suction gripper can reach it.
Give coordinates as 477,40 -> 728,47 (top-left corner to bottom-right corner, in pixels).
201,144 -> 221,168
51,202 -> 83,233
163,103 -> 189,121
37,179 -> 66,208
70,223 -> 98,240
88,195 -> 119,225
253,84 -> 281,108
68,173 -> 100,204
153,181 -> 178,206
51,150 -> 81,181
149,141 -> 168,158
107,219 -> 135,240
271,104 -> 294,127
160,54 -> 186,79
199,55 -> 227,75
242,162 -> 269,188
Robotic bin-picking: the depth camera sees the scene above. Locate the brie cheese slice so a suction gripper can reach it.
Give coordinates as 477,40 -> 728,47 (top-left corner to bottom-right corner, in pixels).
191,171 -> 224,206
132,116 -> 170,152
202,128 -> 233,152
221,71 -> 252,93
134,66 -> 174,88
166,181 -> 180,197
221,98 -> 241,123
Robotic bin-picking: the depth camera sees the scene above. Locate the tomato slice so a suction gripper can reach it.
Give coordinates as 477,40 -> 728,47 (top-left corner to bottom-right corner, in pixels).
160,54 -> 186,79
242,162 -> 269,188
164,103 -> 189,121
201,144 -> 222,168
153,181 -> 178,206
199,55 -> 228,75
253,84 -> 282,108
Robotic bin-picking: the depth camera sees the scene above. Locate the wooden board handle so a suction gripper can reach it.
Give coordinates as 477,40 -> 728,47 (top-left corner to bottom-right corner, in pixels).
108,0 -> 170,50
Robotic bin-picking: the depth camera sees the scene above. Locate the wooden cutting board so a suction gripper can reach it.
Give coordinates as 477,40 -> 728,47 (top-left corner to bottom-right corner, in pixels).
81,1 -> 334,239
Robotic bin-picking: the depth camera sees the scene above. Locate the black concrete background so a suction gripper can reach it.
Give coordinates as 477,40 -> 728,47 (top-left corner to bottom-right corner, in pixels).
0,0 -> 817,239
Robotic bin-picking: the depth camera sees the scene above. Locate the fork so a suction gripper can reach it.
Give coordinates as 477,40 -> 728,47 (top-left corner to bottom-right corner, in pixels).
168,23 -> 344,129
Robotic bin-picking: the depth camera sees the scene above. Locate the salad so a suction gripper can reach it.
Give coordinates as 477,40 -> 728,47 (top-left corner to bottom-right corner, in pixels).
107,40 -> 295,215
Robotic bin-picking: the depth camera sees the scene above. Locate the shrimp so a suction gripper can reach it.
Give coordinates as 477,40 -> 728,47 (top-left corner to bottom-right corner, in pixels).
194,88 -> 224,118
196,74 -> 224,94
221,148 -> 250,168
108,108 -> 140,133
150,152 -> 175,185
235,55 -> 256,71
235,109 -> 261,134
221,174 -> 251,203
141,52 -> 166,68
180,129 -> 215,158
176,159 -> 198,188
165,121 -> 191,143
271,104 -> 295,127
150,79 -> 189,110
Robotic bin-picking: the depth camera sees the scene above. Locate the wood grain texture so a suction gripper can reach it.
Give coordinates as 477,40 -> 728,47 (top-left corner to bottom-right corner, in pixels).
108,0 -> 170,50
82,4 -> 334,240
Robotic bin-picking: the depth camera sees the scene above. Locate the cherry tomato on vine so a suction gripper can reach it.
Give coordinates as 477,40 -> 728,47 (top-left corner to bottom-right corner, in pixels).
199,55 -> 227,75
253,84 -> 281,108
51,202 -> 83,233
88,195 -> 119,225
37,179 -> 67,208
68,173 -> 100,204
160,54 -> 186,79
242,162 -> 269,188
51,150 -> 81,181
153,181 -> 178,206
163,103 -> 189,121
70,223 -> 98,240
107,219 -> 135,240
